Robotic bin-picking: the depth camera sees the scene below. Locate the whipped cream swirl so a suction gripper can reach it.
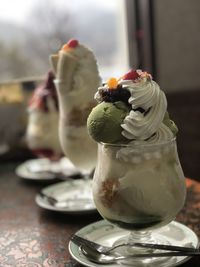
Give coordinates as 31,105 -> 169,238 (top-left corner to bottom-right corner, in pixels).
120,78 -> 170,141
116,123 -> 174,163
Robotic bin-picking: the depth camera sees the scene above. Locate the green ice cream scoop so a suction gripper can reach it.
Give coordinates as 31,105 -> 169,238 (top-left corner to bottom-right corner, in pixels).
87,101 -> 130,143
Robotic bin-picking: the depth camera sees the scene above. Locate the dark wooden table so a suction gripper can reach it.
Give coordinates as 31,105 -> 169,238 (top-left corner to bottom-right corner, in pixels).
0,162 -> 199,267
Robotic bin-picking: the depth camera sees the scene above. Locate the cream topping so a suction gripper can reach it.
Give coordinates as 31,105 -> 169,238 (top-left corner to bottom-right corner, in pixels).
116,123 -> 174,163
120,78 -> 168,141
55,43 -> 101,113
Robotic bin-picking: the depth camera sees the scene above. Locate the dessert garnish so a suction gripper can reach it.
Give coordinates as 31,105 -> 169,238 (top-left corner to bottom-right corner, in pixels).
61,39 -> 79,52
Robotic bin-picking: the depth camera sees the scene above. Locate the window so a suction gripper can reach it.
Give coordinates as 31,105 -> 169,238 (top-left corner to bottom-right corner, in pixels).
0,0 -> 132,82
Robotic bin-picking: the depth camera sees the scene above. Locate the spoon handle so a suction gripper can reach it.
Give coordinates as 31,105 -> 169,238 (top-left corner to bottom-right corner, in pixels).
117,242 -> 199,252
116,251 -> 200,259
72,234 -> 198,253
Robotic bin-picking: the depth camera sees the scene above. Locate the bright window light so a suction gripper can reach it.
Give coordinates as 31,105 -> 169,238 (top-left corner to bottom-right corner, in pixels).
0,0 -> 131,82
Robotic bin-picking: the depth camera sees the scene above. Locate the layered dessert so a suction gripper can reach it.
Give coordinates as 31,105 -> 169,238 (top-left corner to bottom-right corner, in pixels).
26,71 -> 62,160
87,70 -> 186,230
0,83 -> 26,155
50,39 -> 101,172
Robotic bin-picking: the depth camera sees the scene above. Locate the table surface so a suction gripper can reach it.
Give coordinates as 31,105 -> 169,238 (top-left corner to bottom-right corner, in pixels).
0,162 -> 200,267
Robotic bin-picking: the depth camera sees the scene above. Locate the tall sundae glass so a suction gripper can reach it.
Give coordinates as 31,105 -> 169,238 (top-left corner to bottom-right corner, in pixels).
22,71 -> 68,178
87,70 -> 187,265
26,71 -> 62,161
50,39 -> 101,176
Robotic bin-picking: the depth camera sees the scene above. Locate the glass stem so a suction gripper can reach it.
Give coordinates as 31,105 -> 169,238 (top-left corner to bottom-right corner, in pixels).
124,231 -> 155,255
128,230 -> 153,243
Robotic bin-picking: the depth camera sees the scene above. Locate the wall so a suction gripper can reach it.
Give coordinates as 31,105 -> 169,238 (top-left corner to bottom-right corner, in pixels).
154,0 -> 200,92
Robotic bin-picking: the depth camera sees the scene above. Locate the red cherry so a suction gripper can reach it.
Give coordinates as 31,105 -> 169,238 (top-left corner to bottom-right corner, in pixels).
123,70 -> 140,81
67,39 -> 79,48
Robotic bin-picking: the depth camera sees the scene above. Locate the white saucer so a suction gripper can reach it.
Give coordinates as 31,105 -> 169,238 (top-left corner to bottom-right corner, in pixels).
15,157 -> 80,181
69,220 -> 199,267
35,179 -> 96,214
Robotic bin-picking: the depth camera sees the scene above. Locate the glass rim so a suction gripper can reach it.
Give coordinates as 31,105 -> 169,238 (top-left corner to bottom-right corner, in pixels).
99,136 -> 176,148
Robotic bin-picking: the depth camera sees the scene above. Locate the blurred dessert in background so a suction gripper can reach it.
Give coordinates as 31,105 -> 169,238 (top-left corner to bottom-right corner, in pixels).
50,39 -> 101,173
26,71 -> 62,160
0,82 -> 26,156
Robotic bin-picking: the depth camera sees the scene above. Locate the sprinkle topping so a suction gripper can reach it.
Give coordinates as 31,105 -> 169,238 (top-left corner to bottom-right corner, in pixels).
140,71 -> 152,80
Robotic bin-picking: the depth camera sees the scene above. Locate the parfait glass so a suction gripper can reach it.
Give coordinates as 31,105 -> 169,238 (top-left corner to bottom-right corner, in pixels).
92,137 -> 186,265
25,105 -> 65,177
54,79 -> 97,179
23,71 -> 64,175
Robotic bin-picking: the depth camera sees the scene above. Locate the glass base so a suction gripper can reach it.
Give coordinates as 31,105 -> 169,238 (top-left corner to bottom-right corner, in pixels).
111,223 -> 197,267
70,220 -> 199,267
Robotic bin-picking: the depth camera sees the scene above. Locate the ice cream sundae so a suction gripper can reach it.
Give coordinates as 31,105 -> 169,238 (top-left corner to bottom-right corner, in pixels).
50,39 -> 101,172
87,69 -> 186,230
26,71 -> 62,160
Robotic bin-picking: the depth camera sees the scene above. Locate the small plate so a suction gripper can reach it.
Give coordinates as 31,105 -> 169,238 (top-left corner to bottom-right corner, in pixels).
35,179 -> 96,214
15,157 -> 80,181
69,220 -> 199,267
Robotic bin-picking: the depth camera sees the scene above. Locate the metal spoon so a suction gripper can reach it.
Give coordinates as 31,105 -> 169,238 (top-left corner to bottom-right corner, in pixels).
81,245 -> 200,264
71,234 -> 198,254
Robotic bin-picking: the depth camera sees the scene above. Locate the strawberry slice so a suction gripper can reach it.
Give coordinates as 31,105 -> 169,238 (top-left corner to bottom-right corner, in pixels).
123,70 -> 140,81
